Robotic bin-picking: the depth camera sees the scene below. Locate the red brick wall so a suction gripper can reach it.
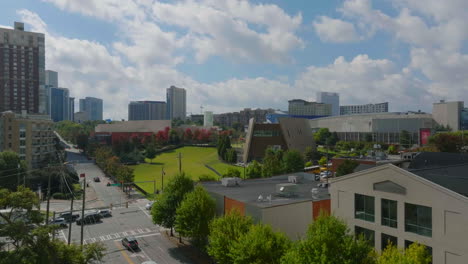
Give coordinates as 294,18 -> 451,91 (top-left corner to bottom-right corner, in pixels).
224,197 -> 245,216
313,199 -> 331,220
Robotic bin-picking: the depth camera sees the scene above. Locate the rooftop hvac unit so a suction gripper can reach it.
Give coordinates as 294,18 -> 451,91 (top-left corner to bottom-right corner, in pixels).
221,177 -> 241,187
276,183 -> 298,197
288,175 -> 303,184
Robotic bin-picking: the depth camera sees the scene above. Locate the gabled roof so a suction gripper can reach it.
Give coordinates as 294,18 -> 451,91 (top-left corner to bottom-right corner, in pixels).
408,152 -> 468,169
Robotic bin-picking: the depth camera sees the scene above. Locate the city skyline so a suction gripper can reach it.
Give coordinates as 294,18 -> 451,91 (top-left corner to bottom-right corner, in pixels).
1,0 -> 466,120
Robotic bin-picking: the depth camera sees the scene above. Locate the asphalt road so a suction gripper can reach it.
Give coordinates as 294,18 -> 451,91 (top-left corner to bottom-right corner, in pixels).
57,205 -> 192,264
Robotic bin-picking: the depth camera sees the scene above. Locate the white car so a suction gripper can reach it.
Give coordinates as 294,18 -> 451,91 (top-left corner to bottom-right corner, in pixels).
145,201 -> 155,210
50,218 -> 68,228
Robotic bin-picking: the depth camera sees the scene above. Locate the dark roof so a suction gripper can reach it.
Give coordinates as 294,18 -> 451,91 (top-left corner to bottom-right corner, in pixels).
408,152 -> 468,169
201,172 -> 330,208
409,164 -> 468,197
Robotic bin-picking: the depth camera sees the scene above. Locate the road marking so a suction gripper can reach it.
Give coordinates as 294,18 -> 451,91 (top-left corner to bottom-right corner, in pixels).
100,236 -> 106,241
113,232 -> 160,241
137,228 -> 144,233
138,205 -> 152,218
114,240 -> 135,264
58,230 -> 68,243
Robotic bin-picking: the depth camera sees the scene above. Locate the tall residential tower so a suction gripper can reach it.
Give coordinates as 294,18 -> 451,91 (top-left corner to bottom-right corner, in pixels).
79,97 -> 103,121
166,86 -> 186,120
128,101 -> 166,120
317,92 -> 340,116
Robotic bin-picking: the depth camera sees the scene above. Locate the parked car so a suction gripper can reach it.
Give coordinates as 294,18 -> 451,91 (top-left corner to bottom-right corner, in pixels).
50,218 -> 68,228
121,236 -> 139,250
76,212 -> 102,225
59,212 -> 80,222
93,177 -> 100,182
98,209 -> 112,218
145,201 -> 155,210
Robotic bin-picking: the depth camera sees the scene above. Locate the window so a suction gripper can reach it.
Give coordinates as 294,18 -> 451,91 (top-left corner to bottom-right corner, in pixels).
355,226 -> 375,247
381,199 -> 397,228
381,233 -> 397,250
355,194 -> 375,222
405,203 -> 432,237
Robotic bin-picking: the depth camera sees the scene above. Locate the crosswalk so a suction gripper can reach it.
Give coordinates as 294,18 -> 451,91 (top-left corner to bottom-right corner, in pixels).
82,227 -> 159,244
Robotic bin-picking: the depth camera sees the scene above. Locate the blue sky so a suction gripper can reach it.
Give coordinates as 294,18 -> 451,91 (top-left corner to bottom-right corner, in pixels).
1,0 -> 467,119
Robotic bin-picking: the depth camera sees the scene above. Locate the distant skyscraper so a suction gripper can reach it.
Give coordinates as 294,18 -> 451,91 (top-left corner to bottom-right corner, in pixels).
0,22 -> 46,114
45,70 -> 58,87
79,97 -> 103,121
51,87 -> 70,122
128,101 -> 166,120
166,86 -> 186,120
68,97 -> 75,121
317,92 -> 340,116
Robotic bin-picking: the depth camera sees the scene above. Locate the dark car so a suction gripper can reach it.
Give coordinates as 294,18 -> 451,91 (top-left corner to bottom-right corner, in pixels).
98,209 -> 112,218
121,236 -> 139,250
59,212 -> 80,222
93,177 -> 100,182
76,213 -> 102,225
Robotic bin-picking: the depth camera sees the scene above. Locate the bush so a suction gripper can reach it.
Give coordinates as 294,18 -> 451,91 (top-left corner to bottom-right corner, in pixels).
305,161 -> 313,167
223,168 -> 241,178
198,174 -> 218,182
52,193 -> 67,199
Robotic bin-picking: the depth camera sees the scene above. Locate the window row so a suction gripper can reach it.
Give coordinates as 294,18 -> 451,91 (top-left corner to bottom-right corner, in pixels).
355,194 -> 432,237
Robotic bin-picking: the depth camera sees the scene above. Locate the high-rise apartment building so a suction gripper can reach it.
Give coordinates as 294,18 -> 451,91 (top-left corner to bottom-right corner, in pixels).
0,22 -> 46,115
45,70 -> 58,87
432,100 -> 465,131
288,99 -> 332,116
166,86 -> 186,120
317,92 -> 340,116
79,97 -> 103,121
68,97 -> 74,121
0,111 -> 55,169
51,87 -> 70,122
340,102 -> 389,115
128,101 -> 166,120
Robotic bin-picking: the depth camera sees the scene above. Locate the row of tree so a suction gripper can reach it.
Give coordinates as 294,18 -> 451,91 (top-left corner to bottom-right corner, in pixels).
217,132 -> 237,163
94,147 -> 135,190
244,148 -> 305,179
0,186 -> 105,263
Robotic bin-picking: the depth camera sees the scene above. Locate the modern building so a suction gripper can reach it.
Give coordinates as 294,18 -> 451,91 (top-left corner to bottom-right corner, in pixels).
308,112 -> 435,145
214,108 -> 275,128
432,100 -> 465,131
461,108 -> 468,130
50,87 -> 70,122
79,97 -> 103,121
128,101 -> 166,121
0,22 -> 47,115
0,111 -> 55,168
166,86 -> 186,120
340,102 -> 389,115
330,153 -> 468,263
68,97 -> 74,121
288,99 -> 332,116
95,120 -> 171,144
203,111 -> 213,127
317,92 -> 340,116
74,111 -> 88,124
266,110 -> 327,124
189,114 -> 204,124
243,118 -> 316,163
45,70 -> 58,87
202,172 -> 330,240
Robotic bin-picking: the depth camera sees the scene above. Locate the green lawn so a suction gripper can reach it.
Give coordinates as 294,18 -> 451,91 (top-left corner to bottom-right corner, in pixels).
130,146 -> 242,194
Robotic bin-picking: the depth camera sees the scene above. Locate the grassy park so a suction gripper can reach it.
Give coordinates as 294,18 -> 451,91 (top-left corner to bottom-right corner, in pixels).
130,146 -> 242,194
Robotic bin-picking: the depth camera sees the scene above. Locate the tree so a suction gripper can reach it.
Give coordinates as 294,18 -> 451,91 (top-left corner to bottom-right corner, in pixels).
184,128 -> 193,142
365,133 -> 373,143
116,165 -> 134,192
232,122 -> 243,132
169,129 -> 180,145
0,187 -> 105,263
145,144 -> 157,163
378,243 -> 431,264
400,130 -> 411,148
262,148 -> 284,177
229,224 -> 291,264
246,160 -> 262,179
175,185 -> 216,247
387,145 -> 398,155
76,134 -> 89,151
282,150 -> 304,173
223,168 -> 241,178
0,151 -> 27,190
314,128 -> 331,145
429,132 -> 463,152
318,156 -> 327,166
152,172 -> 194,236
336,160 -> 360,177
225,148 -> 238,163
207,210 -> 253,264
304,147 -> 320,163
326,132 -> 339,147
280,214 -> 375,264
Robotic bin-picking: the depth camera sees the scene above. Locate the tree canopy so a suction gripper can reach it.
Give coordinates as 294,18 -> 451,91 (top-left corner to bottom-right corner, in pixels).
282,150 -> 304,173
378,243 -> 432,264
0,151 -> 27,190
314,128 -> 331,145
246,160 -> 262,179
262,148 -> 284,177
336,160 -> 360,177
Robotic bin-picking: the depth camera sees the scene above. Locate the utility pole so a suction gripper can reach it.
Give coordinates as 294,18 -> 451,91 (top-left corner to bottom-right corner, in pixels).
68,194 -> 74,245
52,211 -> 56,240
45,170 -> 51,225
80,175 -> 86,247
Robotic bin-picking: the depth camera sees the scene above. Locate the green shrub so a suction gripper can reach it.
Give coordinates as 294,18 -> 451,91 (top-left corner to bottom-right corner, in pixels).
198,174 -> 218,182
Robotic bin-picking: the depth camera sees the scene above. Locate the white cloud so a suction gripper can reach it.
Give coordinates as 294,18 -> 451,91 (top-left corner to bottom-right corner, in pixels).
313,16 -> 360,43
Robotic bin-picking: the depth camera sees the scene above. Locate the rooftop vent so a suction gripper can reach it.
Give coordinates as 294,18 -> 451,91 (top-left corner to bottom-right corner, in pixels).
221,177 -> 241,187
276,183 -> 298,197
288,175 -> 303,184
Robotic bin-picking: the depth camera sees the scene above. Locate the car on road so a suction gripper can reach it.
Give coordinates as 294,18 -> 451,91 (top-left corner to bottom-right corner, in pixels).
145,201 -> 155,210
98,209 -> 112,218
93,177 -> 100,182
59,212 -> 80,222
121,236 -> 139,250
76,212 -> 102,225
49,218 -> 68,228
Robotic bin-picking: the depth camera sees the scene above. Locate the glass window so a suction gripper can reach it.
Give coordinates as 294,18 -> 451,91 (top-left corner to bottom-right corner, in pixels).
355,226 -> 375,247
382,199 -> 398,228
405,203 -> 432,237
381,233 -> 397,251
355,194 -> 375,222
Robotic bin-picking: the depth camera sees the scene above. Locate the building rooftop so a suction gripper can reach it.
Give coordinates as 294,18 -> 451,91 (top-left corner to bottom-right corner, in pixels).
409,163 -> 468,197
95,120 -> 171,133
408,152 -> 468,169
202,172 -> 330,208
